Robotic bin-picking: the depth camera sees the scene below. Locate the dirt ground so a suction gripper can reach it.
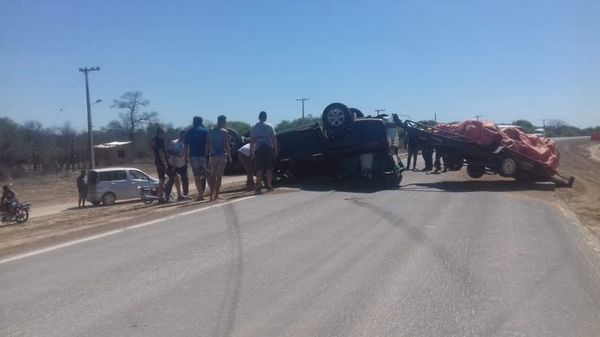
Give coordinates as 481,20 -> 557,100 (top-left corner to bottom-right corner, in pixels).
0,162 -> 250,257
0,183 -> 253,258
3,162 -> 161,208
589,143 -> 600,163
553,139 -> 600,238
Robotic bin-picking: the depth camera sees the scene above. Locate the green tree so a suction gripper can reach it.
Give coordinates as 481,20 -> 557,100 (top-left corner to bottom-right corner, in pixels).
227,121 -> 251,136
512,120 -> 535,133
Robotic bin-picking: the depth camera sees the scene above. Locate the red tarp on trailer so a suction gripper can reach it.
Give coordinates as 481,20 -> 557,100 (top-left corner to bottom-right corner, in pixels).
436,120 -> 560,173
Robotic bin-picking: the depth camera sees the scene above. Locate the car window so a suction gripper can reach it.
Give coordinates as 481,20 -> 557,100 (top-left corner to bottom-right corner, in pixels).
98,170 -> 127,182
129,170 -> 150,181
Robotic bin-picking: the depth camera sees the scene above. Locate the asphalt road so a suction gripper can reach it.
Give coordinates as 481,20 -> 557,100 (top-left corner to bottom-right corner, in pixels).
1,172 -> 600,337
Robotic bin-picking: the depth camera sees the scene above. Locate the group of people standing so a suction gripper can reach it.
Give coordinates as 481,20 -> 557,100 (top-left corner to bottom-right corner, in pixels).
151,111 -> 278,204
405,133 -> 448,173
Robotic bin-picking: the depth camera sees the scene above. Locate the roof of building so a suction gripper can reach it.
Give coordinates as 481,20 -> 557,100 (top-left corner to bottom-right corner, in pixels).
94,141 -> 132,149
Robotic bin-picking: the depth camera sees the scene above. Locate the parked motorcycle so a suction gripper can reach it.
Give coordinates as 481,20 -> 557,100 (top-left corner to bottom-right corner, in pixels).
140,186 -> 176,205
1,202 -> 30,224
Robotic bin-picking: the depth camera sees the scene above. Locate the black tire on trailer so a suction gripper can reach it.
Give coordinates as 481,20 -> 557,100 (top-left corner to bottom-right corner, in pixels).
322,103 -> 354,133
500,157 -> 517,177
466,164 -> 485,179
349,107 -> 364,119
446,154 -> 464,171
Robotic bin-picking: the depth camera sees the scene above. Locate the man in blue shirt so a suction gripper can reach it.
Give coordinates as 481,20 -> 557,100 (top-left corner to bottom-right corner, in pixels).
184,116 -> 208,201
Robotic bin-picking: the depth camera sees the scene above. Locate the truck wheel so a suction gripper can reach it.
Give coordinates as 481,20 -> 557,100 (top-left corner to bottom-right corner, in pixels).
227,128 -> 241,153
101,192 -> 116,206
349,107 -> 364,118
466,164 -> 485,179
322,103 -> 353,133
500,157 -> 517,176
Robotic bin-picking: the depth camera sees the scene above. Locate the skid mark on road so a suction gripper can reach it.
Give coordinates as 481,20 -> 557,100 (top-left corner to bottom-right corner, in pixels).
213,203 -> 244,337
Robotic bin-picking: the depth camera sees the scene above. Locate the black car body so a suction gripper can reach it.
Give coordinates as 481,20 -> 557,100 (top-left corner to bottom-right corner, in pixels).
274,103 -> 403,187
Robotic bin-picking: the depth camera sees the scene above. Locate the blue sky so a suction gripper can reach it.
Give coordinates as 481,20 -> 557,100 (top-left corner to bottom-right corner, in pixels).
1,0 -> 598,131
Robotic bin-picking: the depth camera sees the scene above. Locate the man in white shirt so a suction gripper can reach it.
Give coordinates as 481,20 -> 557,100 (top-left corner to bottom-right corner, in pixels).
237,143 -> 255,190
165,130 -> 190,201
250,111 -> 278,194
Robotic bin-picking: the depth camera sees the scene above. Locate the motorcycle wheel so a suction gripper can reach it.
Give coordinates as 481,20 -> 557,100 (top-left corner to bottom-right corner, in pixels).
141,190 -> 154,205
15,209 -> 29,224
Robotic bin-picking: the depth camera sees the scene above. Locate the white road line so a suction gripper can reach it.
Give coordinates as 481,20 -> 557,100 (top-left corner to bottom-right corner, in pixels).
0,196 -> 256,265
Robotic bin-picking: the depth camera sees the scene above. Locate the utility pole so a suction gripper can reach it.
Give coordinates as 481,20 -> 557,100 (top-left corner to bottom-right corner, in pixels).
79,66 -> 100,169
296,97 -> 310,122
475,115 -> 482,121
375,108 -> 386,116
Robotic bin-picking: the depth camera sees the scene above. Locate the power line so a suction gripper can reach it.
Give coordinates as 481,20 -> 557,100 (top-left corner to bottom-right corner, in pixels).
296,97 -> 310,122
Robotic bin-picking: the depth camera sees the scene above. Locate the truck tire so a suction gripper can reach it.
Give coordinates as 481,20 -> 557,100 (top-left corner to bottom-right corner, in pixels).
446,154 -> 463,171
322,103 -> 353,133
466,164 -> 485,179
500,157 -> 517,176
227,128 -> 242,153
349,107 -> 364,118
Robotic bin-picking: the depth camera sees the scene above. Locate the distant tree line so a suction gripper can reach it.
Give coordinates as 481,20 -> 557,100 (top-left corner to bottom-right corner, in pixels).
0,91 -> 253,181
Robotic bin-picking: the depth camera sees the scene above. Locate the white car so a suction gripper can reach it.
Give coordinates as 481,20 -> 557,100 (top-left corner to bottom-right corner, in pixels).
87,167 -> 158,206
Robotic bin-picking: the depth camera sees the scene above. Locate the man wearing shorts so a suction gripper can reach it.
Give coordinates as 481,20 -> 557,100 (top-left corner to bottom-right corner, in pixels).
166,130 -> 190,201
150,126 -> 168,204
237,143 -> 255,190
184,116 -> 208,201
206,115 -> 231,201
251,111 -> 278,194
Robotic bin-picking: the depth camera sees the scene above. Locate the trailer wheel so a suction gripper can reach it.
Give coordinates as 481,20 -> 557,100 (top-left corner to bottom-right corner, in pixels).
446,154 -> 463,171
500,157 -> 517,176
322,103 -> 353,133
466,164 -> 485,179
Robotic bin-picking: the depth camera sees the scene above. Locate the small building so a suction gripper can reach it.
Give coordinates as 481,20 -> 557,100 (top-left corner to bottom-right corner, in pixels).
94,141 -> 133,167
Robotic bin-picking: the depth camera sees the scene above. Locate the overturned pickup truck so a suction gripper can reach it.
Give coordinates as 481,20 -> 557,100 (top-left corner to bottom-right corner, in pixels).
273,103 -> 404,187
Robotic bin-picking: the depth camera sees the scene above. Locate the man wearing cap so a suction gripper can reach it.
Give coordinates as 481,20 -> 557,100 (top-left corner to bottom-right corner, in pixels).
251,111 -> 278,194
